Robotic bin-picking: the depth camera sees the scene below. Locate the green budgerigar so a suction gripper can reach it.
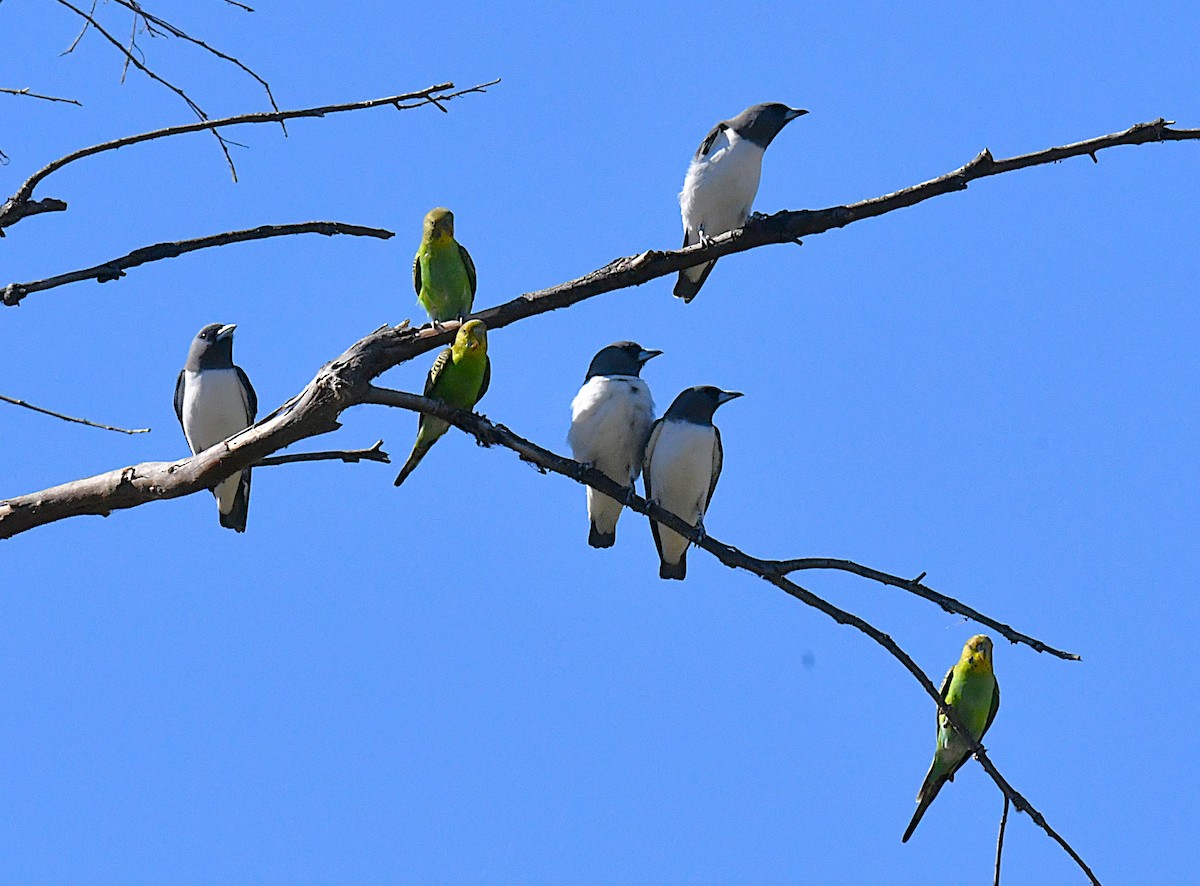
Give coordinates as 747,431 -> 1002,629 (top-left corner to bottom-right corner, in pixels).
902,634 -> 1000,843
413,207 -> 476,323
394,319 -> 490,487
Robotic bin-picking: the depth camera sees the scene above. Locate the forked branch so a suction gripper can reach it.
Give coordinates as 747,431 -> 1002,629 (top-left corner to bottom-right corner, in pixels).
0,316 -> 1096,881
52,0 -> 237,175
358,388 -> 1098,884
0,79 -> 499,233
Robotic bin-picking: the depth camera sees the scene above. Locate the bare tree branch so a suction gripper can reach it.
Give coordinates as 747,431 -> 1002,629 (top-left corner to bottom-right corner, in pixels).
109,0 -> 283,130
60,0 -> 99,55
764,558 -> 1078,660
58,0 -> 263,109
446,119 -> 1200,333
2,221 -> 395,306
0,197 -> 67,228
5,114 -> 1188,882
0,309 -> 1098,880
118,3 -> 139,83
0,322 -> 413,535
357,388 -> 1100,885
0,393 -> 149,434
0,314 -> 1079,662
255,440 -> 389,467
995,794 -> 1011,886
0,87 -> 82,106
0,87 -> 82,162
52,0 -> 237,178
0,79 -> 499,234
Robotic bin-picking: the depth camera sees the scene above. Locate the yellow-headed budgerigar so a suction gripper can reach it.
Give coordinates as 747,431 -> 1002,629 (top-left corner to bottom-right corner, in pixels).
902,634 -> 1000,843
413,207 -> 476,323
393,320 -> 490,487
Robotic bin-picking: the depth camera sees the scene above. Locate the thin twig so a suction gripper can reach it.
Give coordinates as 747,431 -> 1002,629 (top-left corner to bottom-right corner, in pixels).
995,794 -> 1011,886
0,79 -> 499,232
766,558 -> 1078,660
60,0 -> 99,55
51,0 -> 236,178
222,0 -> 254,10
0,87 -> 82,106
119,4 -> 138,82
109,0 -> 284,130
0,394 -> 149,434
2,221 -> 395,306
255,440 -> 389,467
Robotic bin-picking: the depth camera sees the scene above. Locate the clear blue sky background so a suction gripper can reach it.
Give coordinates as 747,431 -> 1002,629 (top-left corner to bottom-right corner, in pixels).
2,1 -> 1197,883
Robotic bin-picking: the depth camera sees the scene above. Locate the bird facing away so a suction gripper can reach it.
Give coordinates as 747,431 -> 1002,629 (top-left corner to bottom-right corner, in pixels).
174,323 -> 258,532
394,319 -> 491,487
902,634 -> 1000,843
568,341 -> 662,548
414,207 -> 477,323
674,102 -> 808,302
643,386 -> 742,579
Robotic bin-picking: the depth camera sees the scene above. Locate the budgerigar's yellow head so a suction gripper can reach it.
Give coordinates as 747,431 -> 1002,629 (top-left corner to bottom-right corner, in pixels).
424,207 -> 455,240
961,634 -> 994,672
454,319 -> 488,355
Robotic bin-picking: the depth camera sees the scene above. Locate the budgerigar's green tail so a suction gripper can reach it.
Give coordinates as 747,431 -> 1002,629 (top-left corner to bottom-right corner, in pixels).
902,760 -> 949,843
393,427 -> 441,487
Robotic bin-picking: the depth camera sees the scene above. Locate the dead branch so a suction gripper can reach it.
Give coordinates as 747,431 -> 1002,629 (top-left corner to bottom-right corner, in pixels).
4,114 -> 1189,881
0,310 -> 1098,880
0,315 -> 1077,664
61,0 -> 99,55
255,440 -> 389,467
443,119 -> 1200,335
0,394 -> 149,434
52,0 -> 237,177
765,558 -> 1078,660
0,79 -> 499,234
2,221 -> 395,306
358,388 -> 1100,884
995,795 -> 1011,886
108,0 -> 282,128
0,87 -> 82,106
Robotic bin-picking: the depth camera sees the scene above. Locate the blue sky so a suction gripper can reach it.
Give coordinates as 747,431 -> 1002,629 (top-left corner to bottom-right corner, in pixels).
2,1 -> 1197,882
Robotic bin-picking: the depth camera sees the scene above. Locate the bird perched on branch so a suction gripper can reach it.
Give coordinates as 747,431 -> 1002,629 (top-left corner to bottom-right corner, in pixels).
174,323 -> 258,532
568,341 -> 661,548
414,207 -> 476,324
902,634 -> 1000,843
394,319 -> 490,487
675,103 -> 808,302
643,386 -> 742,579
